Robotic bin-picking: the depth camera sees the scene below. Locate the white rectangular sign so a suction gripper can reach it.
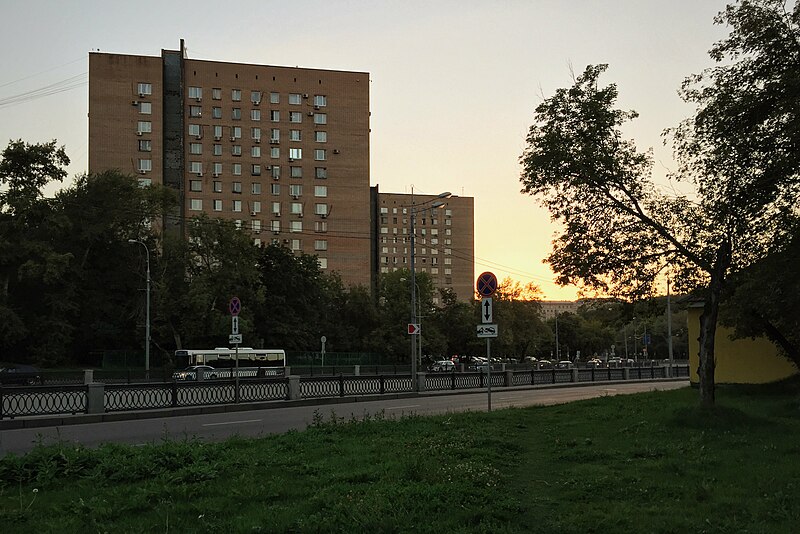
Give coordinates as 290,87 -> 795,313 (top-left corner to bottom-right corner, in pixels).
229,334 -> 243,344
481,298 -> 493,324
231,316 -> 239,335
476,324 -> 498,338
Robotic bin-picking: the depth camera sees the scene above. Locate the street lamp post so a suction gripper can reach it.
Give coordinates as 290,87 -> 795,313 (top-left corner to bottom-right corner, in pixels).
409,187 -> 450,391
128,239 -> 151,376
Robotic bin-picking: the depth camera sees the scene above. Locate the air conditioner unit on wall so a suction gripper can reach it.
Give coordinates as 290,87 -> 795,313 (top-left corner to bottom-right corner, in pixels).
136,131 -> 143,136
131,100 -> 139,106
254,138 -> 260,143
307,112 -> 314,117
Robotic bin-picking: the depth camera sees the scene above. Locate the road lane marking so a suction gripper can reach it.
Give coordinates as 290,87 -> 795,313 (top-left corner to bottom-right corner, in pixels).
386,405 -> 420,410
202,419 -> 262,427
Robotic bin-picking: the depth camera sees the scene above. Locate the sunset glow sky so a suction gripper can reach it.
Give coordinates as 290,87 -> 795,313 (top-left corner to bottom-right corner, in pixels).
0,1 -> 731,298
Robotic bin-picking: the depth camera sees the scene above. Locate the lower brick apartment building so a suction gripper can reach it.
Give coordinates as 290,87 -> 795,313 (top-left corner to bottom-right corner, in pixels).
88,42 -> 474,300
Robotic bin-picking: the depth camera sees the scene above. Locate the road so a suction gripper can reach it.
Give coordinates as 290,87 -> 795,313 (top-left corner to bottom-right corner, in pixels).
0,381 -> 688,455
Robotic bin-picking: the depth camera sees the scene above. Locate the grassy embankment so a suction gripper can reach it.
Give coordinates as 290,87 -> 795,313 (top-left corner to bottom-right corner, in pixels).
1,382 -> 799,533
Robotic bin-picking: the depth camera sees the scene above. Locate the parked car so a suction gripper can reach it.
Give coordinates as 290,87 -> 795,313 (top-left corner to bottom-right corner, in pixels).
587,358 -> 603,368
172,365 -> 218,381
429,360 -> 456,373
555,360 -> 574,370
0,364 -> 42,385
537,359 -> 553,368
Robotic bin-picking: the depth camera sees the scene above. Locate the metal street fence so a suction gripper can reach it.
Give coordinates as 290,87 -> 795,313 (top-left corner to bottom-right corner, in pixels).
0,365 -> 689,419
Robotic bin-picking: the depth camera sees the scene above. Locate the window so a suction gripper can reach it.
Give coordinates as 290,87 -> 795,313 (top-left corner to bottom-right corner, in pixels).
251,91 -> 262,104
233,200 -> 242,212
269,92 -> 279,104
271,147 -> 280,158
137,82 -> 152,96
213,144 -> 222,156
250,109 -> 261,121
190,143 -> 202,155
445,209 -> 452,216
271,165 -> 281,179
232,181 -> 242,193
190,199 -> 202,211
213,199 -> 223,211
138,121 -> 152,134
189,105 -> 202,117
291,239 -> 301,251
252,220 -> 262,233
288,93 -> 302,105
212,162 -> 222,176
380,207 -> 388,214
232,145 -> 242,156
315,203 -> 328,216
290,202 -> 303,214
188,86 -> 202,100
314,95 -> 327,107
318,258 -> 327,269
190,161 -> 203,174
251,127 -> 261,140
251,164 -> 261,176
314,113 -> 327,125
253,201 -> 262,213
190,180 -> 202,192
291,166 -> 303,178
315,167 -> 327,179
314,240 -> 328,251
314,185 -> 327,197
213,125 -> 223,139
251,146 -> 261,158
271,201 -> 280,214
289,111 -> 302,123
315,221 -> 328,233
231,89 -> 241,101
289,148 -> 302,160
271,220 -> 280,232
232,126 -> 242,139
212,88 -> 222,100
269,128 -> 280,142
212,106 -> 222,119
314,149 -> 326,161
271,183 -> 280,195
232,108 -> 242,120
140,102 -> 152,114
213,181 -> 223,193
290,220 -> 303,233
138,159 -> 152,172
138,140 -> 151,152
290,184 -> 303,197
315,131 -> 327,143
290,129 -> 301,141
270,110 -> 280,122
233,163 -> 242,175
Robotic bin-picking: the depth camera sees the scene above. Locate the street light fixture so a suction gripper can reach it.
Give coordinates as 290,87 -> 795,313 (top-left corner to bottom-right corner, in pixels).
128,239 -> 151,376
409,187 -> 451,391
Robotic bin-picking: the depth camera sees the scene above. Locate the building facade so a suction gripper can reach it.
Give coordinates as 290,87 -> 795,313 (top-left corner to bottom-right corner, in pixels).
539,300 -> 580,319
373,188 -> 475,301
89,42 -> 372,287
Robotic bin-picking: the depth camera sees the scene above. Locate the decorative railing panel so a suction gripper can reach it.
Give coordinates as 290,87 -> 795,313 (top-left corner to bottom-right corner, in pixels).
1,385 -> 86,418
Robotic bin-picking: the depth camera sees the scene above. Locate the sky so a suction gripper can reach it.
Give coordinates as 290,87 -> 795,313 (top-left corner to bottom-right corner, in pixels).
0,0 -> 731,299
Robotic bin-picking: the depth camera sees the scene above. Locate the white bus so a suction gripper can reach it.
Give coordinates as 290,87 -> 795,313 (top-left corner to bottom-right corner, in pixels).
174,347 -> 286,375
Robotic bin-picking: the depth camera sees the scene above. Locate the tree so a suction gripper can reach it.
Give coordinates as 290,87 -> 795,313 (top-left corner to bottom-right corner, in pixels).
520,3 -> 800,410
491,278 -> 549,361
0,140 -> 71,364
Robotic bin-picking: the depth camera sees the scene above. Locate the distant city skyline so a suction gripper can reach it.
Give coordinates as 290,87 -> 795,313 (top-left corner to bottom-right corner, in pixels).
0,1 -> 730,299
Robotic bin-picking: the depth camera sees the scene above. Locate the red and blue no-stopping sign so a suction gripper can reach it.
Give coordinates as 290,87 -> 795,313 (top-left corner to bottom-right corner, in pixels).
476,272 -> 498,297
229,297 -> 242,316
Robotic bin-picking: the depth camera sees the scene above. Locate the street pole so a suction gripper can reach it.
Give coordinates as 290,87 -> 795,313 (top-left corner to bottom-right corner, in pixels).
128,239 -> 150,378
667,277 -> 674,374
410,187 -> 418,391
554,313 -> 560,361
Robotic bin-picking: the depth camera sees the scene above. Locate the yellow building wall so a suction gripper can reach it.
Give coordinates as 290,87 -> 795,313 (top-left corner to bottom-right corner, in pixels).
687,307 -> 798,384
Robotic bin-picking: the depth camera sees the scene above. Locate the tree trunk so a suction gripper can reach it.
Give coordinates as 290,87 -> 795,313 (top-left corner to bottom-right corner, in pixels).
752,311 -> 800,371
697,241 -> 731,408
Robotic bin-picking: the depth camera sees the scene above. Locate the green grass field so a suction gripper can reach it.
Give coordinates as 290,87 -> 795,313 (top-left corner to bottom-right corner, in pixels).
1,382 -> 799,533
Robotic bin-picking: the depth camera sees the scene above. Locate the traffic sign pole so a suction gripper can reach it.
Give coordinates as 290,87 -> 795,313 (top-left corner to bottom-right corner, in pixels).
476,272 -> 497,413
229,297 -> 242,403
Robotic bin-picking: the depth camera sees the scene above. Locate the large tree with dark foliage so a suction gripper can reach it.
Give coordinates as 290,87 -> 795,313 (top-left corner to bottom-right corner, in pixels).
519,1 -> 800,406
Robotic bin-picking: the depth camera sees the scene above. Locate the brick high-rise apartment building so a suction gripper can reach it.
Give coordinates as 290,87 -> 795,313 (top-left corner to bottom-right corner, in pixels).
372,189 -> 475,301
89,42 -> 475,299
88,41 -> 372,287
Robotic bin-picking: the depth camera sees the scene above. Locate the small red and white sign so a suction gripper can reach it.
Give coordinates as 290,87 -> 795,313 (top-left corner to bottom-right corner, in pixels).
407,323 -> 421,335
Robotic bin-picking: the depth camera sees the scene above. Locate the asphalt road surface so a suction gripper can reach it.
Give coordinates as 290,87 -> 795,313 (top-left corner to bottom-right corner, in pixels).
0,381 -> 688,455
